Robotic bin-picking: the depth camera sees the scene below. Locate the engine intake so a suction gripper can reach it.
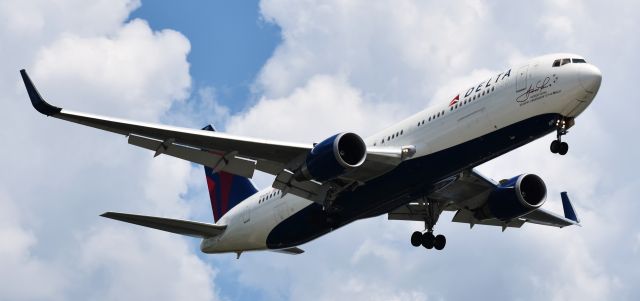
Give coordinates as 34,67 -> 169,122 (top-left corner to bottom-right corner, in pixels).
295,132 -> 367,182
475,174 -> 547,221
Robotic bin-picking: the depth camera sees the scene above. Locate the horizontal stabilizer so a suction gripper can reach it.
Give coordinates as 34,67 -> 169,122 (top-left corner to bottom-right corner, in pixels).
101,212 -> 226,238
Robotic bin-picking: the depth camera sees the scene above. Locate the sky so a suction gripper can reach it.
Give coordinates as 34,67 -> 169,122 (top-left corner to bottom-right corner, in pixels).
1,0 -> 639,300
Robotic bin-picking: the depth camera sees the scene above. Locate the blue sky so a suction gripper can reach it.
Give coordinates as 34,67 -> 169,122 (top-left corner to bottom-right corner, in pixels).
130,1 -> 280,114
2,1 -> 640,300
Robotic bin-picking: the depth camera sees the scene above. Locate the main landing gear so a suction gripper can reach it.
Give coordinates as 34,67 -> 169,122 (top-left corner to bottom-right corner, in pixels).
411,230 -> 446,250
550,117 -> 573,155
410,201 -> 447,251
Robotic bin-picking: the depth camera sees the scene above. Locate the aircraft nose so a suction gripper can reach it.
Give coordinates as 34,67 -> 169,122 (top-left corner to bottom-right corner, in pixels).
578,64 -> 602,93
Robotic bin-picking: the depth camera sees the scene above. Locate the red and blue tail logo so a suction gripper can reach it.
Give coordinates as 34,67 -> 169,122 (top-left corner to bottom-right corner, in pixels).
201,124 -> 258,222
204,167 -> 257,222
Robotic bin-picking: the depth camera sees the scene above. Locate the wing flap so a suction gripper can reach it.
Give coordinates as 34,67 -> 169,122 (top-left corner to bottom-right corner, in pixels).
101,212 -> 226,238
271,247 -> 305,255
55,110 -> 309,169
452,209 -> 525,228
128,134 -> 256,178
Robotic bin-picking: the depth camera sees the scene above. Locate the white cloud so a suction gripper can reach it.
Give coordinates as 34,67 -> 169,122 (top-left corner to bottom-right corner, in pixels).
539,15 -> 574,41
227,75 -> 400,141
257,0 -> 507,110
78,226 -> 217,301
0,191 -> 66,300
0,0 -> 217,300
31,18 -> 191,120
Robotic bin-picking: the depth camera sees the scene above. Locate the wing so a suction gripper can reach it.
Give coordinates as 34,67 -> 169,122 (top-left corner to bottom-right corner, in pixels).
101,212 -> 227,238
21,70 -> 406,202
388,170 -> 580,229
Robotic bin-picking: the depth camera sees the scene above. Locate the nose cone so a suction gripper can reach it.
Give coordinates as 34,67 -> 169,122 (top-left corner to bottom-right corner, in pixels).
579,64 -> 602,93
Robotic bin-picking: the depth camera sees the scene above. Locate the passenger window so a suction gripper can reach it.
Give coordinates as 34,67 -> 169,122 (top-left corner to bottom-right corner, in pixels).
401,130 -> 403,135
552,59 -> 561,67
428,117 -> 431,121
561,58 -> 571,66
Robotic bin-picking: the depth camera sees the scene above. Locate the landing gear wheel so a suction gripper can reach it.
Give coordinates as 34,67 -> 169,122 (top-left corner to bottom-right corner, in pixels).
421,232 -> 435,249
434,234 -> 446,250
558,142 -> 569,155
410,231 -> 422,247
550,140 -> 560,153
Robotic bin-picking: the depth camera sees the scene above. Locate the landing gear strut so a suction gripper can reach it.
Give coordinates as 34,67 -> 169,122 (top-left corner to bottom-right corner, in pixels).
410,200 -> 447,251
550,117 -> 571,155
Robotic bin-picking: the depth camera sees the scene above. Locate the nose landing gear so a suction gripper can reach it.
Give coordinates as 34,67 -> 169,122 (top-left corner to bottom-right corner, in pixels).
550,117 -> 573,155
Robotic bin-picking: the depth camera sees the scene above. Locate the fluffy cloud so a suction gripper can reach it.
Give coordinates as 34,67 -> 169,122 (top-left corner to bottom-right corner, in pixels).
227,75 -> 400,141
31,19 -> 191,120
257,0 -> 503,109
0,191 -> 66,301
0,0 -> 217,300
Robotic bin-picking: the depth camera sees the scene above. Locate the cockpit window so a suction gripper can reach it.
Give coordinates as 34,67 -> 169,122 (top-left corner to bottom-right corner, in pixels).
572,58 -> 586,63
553,58 -> 574,67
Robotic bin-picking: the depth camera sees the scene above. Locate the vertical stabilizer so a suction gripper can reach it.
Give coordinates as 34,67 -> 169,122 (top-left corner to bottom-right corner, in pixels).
201,125 -> 258,222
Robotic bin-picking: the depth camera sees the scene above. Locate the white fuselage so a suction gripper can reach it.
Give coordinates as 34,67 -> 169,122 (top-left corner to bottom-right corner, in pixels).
201,53 -> 601,254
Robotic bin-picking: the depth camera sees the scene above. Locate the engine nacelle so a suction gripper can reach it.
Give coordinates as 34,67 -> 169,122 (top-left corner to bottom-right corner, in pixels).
295,132 -> 367,182
475,174 -> 547,221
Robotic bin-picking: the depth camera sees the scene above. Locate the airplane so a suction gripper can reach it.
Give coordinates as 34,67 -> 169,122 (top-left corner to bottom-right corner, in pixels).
20,53 -> 601,257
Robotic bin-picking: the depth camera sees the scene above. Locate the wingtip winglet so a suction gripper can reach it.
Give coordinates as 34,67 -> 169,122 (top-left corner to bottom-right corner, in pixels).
560,192 -> 580,224
19,69 -> 62,116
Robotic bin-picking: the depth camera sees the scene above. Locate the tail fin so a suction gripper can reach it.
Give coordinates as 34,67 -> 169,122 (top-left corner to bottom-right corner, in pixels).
202,125 -> 258,222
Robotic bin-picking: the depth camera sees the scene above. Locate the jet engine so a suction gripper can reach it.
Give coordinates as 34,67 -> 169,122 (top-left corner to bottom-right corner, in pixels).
295,132 -> 367,182
475,174 -> 547,221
